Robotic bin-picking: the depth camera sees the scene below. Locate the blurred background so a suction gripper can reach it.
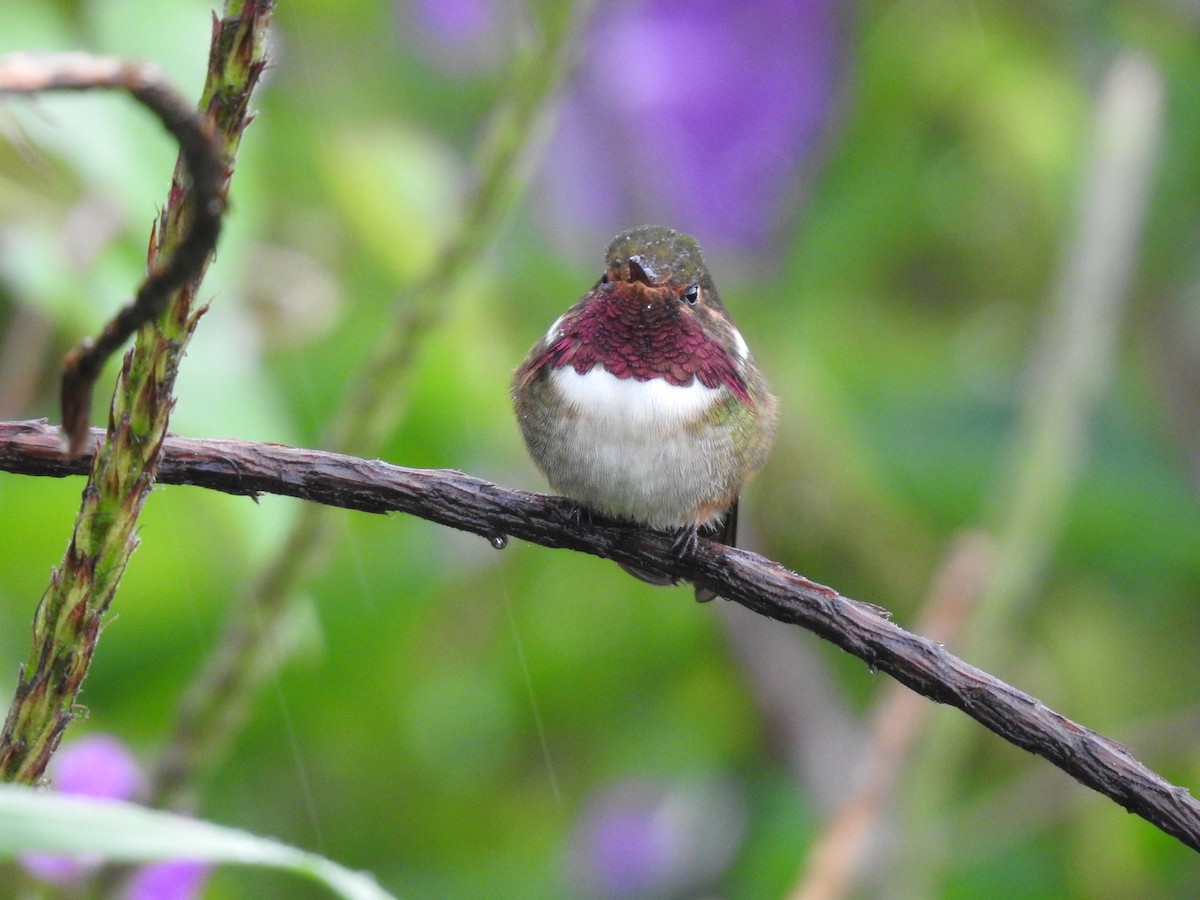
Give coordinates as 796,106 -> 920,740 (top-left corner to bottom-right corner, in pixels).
1,0 -> 1199,896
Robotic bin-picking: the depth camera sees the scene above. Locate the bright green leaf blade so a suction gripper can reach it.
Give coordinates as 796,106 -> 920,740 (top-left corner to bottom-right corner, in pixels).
0,785 -> 397,900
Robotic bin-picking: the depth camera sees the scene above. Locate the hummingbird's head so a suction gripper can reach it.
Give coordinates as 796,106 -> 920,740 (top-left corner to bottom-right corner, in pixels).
603,225 -> 724,310
515,224 -> 755,404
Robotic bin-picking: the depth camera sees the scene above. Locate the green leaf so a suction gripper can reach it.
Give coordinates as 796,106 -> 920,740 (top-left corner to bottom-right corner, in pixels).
0,785 -> 397,900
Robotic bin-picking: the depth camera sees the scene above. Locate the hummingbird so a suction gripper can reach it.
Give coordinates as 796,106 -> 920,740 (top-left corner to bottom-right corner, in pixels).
511,225 -> 777,599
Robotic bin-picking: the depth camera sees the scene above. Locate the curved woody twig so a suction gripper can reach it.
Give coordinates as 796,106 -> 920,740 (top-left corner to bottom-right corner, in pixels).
0,53 -> 226,454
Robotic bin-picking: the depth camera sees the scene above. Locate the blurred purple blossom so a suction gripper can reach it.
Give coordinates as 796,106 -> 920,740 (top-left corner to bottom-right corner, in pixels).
400,0 -> 519,74
20,735 -> 144,887
538,0 -> 842,257
18,734 -> 208,900
413,0 -> 496,43
568,778 -> 747,897
125,859 -> 210,900
51,733 -> 144,800
585,802 -> 675,895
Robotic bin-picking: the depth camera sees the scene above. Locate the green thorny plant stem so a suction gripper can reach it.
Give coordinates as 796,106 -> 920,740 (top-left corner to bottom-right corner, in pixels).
146,2 -> 596,810
0,1 -> 273,785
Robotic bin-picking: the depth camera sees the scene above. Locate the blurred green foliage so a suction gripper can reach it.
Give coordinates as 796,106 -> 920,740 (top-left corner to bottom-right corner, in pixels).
1,0 -> 1198,897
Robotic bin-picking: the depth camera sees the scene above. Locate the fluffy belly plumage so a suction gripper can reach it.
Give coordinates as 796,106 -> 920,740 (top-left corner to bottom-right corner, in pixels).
519,366 -> 740,528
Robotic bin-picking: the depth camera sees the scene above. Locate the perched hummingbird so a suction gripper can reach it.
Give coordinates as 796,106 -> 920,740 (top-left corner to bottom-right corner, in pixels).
512,225 -> 777,598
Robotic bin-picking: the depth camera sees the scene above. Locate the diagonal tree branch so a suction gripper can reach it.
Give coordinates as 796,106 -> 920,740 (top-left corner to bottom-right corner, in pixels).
0,417 -> 1197,852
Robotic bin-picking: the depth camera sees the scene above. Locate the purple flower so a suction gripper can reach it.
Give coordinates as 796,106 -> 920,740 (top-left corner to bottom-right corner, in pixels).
125,859 -> 211,900
19,734 -> 209,900
568,779 -> 747,897
399,0 -> 519,74
18,847 -> 88,887
413,0 -> 496,44
586,802 -> 676,895
20,735 -> 144,887
536,0 -> 841,256
51,733 -> 144,801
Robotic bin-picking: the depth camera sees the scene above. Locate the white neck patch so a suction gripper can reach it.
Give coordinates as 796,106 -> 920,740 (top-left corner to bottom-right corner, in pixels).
551,365 -> 723,427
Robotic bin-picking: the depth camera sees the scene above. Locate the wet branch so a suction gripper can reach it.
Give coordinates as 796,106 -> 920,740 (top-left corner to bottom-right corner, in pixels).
1,418 -> 1197,852
0,52 -> 226,455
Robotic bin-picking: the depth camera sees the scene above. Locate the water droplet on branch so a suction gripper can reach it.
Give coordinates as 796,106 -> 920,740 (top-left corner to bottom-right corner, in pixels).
489,533 -> 508,550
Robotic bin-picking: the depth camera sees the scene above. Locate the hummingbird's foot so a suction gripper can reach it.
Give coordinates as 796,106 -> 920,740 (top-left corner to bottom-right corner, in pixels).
614,521 -> 684,588
562,501 -> 595,529
668,525 -> 721,603
668,525 -> 701,559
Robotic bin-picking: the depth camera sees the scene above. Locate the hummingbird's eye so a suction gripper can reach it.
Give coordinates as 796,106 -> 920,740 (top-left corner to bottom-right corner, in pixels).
684,284 -> 700,304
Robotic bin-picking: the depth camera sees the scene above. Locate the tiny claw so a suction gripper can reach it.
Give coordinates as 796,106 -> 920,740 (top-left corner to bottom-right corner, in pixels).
671,526 -> 721,602
564,502 -> 594,528
669,525 -> 700,558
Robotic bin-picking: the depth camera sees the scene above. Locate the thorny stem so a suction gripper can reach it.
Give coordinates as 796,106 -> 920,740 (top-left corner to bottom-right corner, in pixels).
0,2 -> 273,785
145,2 -> 595,811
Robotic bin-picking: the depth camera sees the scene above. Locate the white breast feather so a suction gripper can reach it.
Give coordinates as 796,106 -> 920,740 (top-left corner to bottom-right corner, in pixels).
551,366 -> 723,427
538,365 -> 732,526
731,326 -> 749,363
